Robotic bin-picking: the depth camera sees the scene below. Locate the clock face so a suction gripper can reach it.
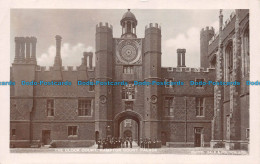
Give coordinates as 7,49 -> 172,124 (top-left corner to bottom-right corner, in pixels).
120,44 -> 138,62
116,40 -> 141,64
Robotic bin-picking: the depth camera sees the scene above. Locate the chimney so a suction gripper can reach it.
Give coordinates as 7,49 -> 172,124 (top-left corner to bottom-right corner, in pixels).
54,35 -> 62,67
25,37 -> 31,61
30,37 -> 37,64
181,49 -> 186,67
20,37 -> 25,61
88,52 -> 93,69
177,49 -> 182,67
83,52 -> 88,66
14,37 -> 20,63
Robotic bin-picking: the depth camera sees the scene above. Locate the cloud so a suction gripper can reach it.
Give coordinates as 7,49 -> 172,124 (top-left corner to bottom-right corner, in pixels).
38,43 -> 94,66
163,27 -> 200,68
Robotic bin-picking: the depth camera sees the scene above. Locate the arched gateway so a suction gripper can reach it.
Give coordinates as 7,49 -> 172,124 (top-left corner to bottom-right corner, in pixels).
113,111 -> 143,145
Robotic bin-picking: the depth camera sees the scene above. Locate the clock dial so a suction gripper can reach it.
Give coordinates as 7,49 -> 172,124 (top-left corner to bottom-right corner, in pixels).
116,40 -> 141,64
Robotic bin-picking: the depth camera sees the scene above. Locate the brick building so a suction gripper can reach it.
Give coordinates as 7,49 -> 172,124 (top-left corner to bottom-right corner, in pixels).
10,9 -> 249,150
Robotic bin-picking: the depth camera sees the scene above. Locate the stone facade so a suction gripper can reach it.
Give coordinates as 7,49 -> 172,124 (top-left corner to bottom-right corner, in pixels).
10,9 -> 249,150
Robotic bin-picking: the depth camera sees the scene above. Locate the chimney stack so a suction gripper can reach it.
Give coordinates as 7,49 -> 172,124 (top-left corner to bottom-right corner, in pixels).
54,35 -> 62,67
88,52 -> 93,69
177,49 -> 186,67
30,37 -> 37,64
25,37 -> 31,61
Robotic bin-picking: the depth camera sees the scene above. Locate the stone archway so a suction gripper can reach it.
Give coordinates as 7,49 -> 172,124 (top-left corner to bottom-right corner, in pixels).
113,111 -> 143,145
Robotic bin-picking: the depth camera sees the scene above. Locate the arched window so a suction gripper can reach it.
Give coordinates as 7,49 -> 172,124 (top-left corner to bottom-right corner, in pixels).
225,42 -> 233,81
243,27 -> 249,75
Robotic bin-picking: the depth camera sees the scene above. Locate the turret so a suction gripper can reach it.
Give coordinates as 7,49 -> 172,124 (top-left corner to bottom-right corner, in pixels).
120,9 -> 137,38
200,26 -> 215,68
144,23 -> 161,139
95,22 -> 113,138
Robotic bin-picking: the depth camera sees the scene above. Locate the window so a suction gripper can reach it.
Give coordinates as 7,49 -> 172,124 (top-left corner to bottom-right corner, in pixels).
124,119 -> 132,127
196,97 -> 204,116
47,99 -> 54,116
225,42 -> 233,81
165,78 -> 173,88
78,100 -> 91,116
123,66 -> 134,74
122,82 -> 135,100
243,28 -> 249,75
164,97 -> 174,116
11,129 -> 16,136
89,79 -> 95,91
195,78 -> 204,88
246,128 -> 249,139
68,126 -> 78,136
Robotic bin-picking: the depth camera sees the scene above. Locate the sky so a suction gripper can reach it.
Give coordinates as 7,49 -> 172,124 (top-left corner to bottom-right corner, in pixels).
10,9 -> 233,68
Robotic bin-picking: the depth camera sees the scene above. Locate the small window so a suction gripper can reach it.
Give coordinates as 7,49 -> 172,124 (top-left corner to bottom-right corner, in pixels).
122,82 -> 135,100
68,126 -> 78,136
11,129 -> 16,136
165,78 -> 174,88
124,119 -> 132,127
246,128 -> 249,139
78,100 -> 92,116
89,79 -> 95,91
196,97 -> 204,116
47,99 -> 54,116
164,97 -> 174,116
123,66 -> 134,74
125,101 -> 133,110
195,79 -> 205,88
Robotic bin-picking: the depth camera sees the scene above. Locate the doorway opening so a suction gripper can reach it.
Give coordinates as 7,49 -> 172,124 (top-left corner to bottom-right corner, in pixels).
42,130 -> 51,145
194,127 -> 203,147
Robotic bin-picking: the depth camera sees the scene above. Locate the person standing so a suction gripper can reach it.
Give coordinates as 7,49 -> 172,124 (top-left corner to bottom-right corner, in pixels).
129,138 -> 133,148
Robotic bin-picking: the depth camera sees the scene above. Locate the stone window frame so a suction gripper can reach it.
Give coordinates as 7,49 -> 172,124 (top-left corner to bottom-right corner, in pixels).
88,79 -> 95,92
165,78 -> 174,88
78,99 -> 92,117
123,65 -> 134,74
46,99 -> 55,117
241,25 -> 250,77
195,78 -> 205,88
122,82 -> 135,100
195,97 -> 205,117
224,40 -> 233,82
67,126 -> 79,137
164,96 -> 174,117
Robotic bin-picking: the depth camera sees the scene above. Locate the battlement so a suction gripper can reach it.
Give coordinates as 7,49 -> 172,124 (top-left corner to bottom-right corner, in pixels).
36,66 -> 79,72
96,22 -> 113,29
145,23 -> 161,30
200,26 -> 214,33
223,11 -> 236,30
163,67 -> 215,73
208,31 -> 219,45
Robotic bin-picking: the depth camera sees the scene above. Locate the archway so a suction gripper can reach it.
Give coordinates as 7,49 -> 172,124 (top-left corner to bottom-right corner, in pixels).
113,111 -> 143,145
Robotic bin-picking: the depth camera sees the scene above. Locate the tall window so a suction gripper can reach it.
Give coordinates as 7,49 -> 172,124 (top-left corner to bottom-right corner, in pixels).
243,28 -> 249,75
225,42 -> 233,81
47,99 -> 54,116
246,128 -> 250,139
122,82 -> 135,100
11,129 -> 16,136
164,97 -> 174,116
123,66 -> 134,74
165,78 -> 173,88
68,126 -> 78,136
78,100 -> 91,116
89,79 -> 95,91
196,97 -> 204,116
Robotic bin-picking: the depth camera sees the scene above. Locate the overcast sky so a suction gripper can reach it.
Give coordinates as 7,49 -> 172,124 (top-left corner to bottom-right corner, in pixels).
10,9 -> 233,67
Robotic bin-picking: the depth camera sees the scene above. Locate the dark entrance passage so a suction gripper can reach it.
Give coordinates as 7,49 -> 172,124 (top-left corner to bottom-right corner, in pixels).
123,129 -> 133,138
114,111 -> 142,146
42,130 -> 51,145
194,127 -> 203,147
95,131 -> 99,143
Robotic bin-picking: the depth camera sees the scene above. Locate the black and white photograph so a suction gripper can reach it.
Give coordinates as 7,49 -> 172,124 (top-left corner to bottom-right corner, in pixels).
1,0 -> 260,164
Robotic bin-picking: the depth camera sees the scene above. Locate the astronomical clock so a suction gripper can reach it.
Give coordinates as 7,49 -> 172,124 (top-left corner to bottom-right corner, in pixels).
114,39 -> 142,65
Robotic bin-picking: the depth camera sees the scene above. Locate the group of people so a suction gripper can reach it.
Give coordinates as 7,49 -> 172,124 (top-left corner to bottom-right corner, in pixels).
96,137 -> 162,149
140,138 -> 162,148
97,137 -> 133,149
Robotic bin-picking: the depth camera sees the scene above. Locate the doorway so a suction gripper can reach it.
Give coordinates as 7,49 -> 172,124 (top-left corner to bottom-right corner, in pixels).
194,127 -> 203,147
42,130 -> 51,145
